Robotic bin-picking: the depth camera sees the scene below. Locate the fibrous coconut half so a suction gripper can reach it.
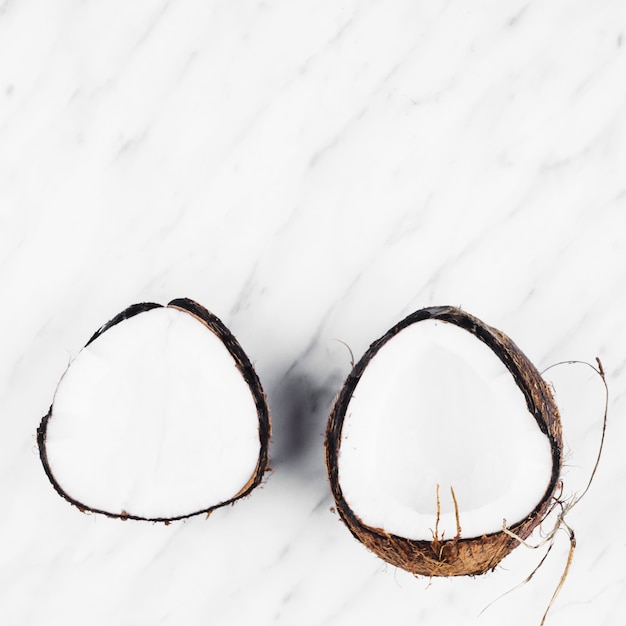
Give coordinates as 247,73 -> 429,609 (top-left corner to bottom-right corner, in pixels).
326,306 -> 562,576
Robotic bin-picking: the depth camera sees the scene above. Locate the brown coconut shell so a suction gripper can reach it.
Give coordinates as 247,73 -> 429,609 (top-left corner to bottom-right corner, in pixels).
325,306 -> 562,576
37,297 -> 271,522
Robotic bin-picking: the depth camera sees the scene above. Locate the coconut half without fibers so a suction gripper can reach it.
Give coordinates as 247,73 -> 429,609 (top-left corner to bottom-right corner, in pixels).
325,306 -> 562,576
38,298 -> 270,522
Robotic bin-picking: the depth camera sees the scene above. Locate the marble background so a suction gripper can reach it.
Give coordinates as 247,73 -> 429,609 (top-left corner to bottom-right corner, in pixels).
1,1 -> 625,624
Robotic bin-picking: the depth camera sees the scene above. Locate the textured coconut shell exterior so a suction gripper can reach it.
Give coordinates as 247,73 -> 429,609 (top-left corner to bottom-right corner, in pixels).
326,306 -> 562,576
37,298 -> 271,522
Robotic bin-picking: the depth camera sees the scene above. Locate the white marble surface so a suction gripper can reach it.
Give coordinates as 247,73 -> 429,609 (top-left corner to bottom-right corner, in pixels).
1,1 -> 625,624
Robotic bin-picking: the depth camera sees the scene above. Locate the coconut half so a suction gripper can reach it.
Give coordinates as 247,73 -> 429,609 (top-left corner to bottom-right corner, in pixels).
326,306 -> 562,576
37,298 -> 270,522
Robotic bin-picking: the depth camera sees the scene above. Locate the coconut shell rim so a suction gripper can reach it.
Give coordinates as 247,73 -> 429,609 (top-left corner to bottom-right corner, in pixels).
325,305 -> 563,576
37,297 -> 271,523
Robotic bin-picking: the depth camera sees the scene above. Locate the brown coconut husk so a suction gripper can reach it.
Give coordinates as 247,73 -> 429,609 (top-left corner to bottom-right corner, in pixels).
325,306 -> 562,577
37,297 -> 271,522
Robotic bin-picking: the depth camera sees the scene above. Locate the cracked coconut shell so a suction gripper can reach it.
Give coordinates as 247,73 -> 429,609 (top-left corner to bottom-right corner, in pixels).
325,306 -> 562,576
37,297 -> 271,522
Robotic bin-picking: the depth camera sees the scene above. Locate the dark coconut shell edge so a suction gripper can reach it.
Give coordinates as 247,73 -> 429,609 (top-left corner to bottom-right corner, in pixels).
325,305 -> 562,577
37,297 -> 271,523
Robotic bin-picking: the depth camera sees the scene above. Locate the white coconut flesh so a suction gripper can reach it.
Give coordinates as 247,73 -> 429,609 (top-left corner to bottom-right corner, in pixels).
44,307 -> 261,519
338,319 -> 553,540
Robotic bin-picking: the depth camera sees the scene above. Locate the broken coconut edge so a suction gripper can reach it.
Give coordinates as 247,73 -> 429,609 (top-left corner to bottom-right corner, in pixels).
325,305 -> 562,577
36,297 -> 271,523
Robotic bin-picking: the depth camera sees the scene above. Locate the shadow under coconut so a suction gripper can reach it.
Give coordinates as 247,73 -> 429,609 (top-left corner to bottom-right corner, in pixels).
268,368 -> 340,470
